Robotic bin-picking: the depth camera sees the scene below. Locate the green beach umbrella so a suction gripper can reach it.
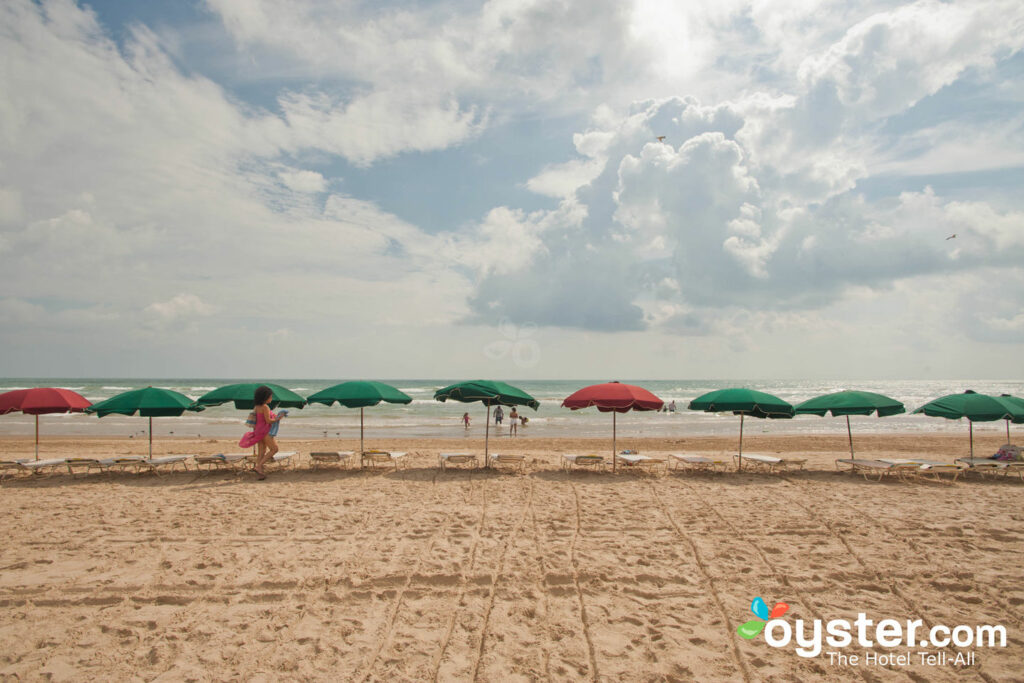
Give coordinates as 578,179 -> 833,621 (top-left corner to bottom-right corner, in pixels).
687,388 -> 794,470
194,382 -> 307,410
434,380 -> 539,464
913,390 -> 1024,458
306,381 -> 413,454
794,390 -> 905,459
86,387 -> 204,457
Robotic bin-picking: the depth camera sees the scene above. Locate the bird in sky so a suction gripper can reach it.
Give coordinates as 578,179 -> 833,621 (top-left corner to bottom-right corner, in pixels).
656,136 -> 666,142
946,234 -> 957,240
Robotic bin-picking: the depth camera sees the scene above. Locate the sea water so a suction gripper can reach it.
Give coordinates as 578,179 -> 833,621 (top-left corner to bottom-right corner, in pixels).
0,378 -> 1021,441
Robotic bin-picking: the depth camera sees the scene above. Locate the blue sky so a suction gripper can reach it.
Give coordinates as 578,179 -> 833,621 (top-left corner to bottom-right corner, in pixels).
1,0 -> 1023,379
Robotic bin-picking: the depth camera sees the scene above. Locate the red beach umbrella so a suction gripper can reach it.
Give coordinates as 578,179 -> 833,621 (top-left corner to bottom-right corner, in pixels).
562,381 -> 664,472
0,388 -> 92,460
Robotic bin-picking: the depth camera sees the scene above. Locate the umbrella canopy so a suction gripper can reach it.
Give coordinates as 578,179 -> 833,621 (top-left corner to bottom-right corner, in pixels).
194,383 -> 307,410
794,390 -> 905,459
688,388 -> 794,470
434,380 -> 539,463
912,390 -> 1024,458
306,381 -> 413,453
86,387 -> 204,457
0,387 -> 92,460
562,382 -> 664,471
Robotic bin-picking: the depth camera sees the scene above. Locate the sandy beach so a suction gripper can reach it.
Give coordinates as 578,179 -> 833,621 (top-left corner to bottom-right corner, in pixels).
1,433 -> 1022,681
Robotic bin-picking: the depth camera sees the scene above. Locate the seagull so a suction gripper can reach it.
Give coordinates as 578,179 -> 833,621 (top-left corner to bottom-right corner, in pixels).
656,136 -> 666,142
946,234 -> 957,240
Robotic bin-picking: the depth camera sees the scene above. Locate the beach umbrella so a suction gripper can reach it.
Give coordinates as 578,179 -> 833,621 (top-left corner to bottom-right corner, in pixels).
687,388 -> 794,470
0,388 -> 92,460
194,383 -> 307,410
434,380 -> 539,464
86,387 -> 204,457
794,390 -> 905,459
306,381 -> 412,453
912,390 -> 1024,458
561,382 -> 664,472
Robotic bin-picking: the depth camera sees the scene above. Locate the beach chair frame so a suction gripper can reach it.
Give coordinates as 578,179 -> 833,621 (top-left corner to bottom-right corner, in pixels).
438,453 -> 478,471
561,454 -> 606,472
615,454 -> 668,475
737,454 -> 807,473
835,458 -> 918,481
362,450 -> 406,471
487,454 -> 526,472
309,451 -> 353,469
669,454 -> 730,473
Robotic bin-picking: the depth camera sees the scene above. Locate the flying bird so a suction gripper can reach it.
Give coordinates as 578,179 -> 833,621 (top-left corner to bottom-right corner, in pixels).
946,234 -> 957,240
656,136 -> 666,142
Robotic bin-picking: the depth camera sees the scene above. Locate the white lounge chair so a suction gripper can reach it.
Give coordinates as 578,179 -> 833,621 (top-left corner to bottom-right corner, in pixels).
141,455 -> 191,474
669,454 -> 730,472
309,451 -> 354,469
16,458 -> 67,476
194,453 -> 248,472
561,454 -> 606,471
0,459 -> 31,481
438,453 -> 478,470
737,453 -> 807,473
362,450 -> 406,471
615,453 -> 667,474
487,453 -> 526,472
954,458 -> 1008,477
835,458 -> 918,481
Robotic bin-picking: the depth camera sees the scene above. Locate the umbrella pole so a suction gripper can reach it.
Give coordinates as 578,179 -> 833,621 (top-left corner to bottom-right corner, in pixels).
35,415 -> 39,461
1007,419 -> 1011,443
485,404 -> 491,467
361,407 -> 365,455
610,413 -> 618,473
969,421 -> 974,459
847,415 -> 854,459
737,413 -> 745,471
149,416 -> 153,458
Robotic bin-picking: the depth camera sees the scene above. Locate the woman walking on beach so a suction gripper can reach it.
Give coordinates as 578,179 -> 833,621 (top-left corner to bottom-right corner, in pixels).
509,407 -> 519,436
239,385 -> 281,480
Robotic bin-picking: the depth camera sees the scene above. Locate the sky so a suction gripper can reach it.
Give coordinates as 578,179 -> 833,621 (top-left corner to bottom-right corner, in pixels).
1,0 -> 1023,380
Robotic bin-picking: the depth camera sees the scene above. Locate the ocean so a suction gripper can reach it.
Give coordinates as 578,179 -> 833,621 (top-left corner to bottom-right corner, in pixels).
1,378 -> 1022,441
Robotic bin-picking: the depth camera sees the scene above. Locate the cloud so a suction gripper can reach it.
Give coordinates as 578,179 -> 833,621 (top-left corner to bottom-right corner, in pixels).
145,294 -> 216,322
277,168 -> 326,193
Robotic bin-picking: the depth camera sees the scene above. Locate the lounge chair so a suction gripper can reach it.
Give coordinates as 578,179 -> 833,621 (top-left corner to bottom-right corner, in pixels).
16,458 -> 67,476
361,450 -> 406,471
615,453 -> 668,474
0,459 -> 31,481
835,458 -> 918,481
737,454 -> 807,473
954,458 -> 1008,477
65,457 -> 122,477
309,451 -> 354,469
194,453 -> 248,472
487,453 -> 526,472
669,454 -> 730,472
561,454 -> 606,471
141,455 -> 191,474
917,462 -> 966,482
438,453 -> 478,470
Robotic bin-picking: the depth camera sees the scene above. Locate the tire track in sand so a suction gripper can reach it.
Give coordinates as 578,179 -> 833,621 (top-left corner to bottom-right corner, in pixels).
470,476 -> 534,681
646,481 -> 751,683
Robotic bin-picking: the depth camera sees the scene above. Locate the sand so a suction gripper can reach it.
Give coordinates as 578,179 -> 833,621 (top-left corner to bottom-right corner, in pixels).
1,432 -> 1022,682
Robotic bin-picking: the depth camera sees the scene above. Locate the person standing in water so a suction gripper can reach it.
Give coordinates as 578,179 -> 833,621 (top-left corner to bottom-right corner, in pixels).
239,385 -> 281,480
509,407 -> 519,436
463,412 -> 471,429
